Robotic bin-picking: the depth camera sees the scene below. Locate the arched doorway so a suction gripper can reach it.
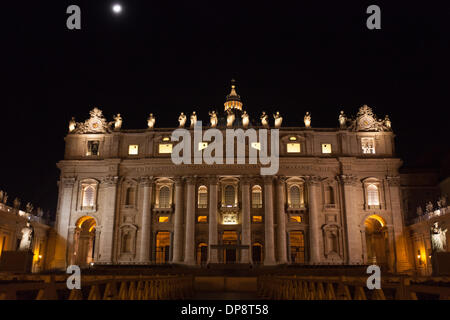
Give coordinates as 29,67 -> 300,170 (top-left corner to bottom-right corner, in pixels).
252,242 -> 263,264
364,215 -> 389,267
289,231 -> 305,263
74,216 -> 96,267
155,232 -> 171,264
222,231 -> 238,263
197,243 -> 208,265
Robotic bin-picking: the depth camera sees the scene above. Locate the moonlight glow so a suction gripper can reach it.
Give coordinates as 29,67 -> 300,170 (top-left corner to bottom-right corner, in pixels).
112,4 -> 122,14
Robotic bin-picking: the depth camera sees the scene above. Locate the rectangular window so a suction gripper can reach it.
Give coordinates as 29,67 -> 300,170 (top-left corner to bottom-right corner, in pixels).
252,216 -> 263,223
128,145 -> 139,155
159,143 -> 173,154
158,216 -> 169,223
252,192 -> 262,208
197,216 -> 208,223
321,143 -> 332,154
198,192 -> 208,208
198,142 -> 208,151
290,216 -> 302,223
86,140 -> 100,156
361,138 -> 375,154
287,143 -> 301,153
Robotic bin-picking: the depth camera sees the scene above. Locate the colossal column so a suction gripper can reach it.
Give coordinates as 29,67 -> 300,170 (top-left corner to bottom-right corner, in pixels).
172,177 -> 184,263
240,176 -> 252,263
306,175 -> 322,263
138,176 -> 153,263
55,176 -> 75,269
208,176 -> 219,264
184,177 -> 196,265
263,176 -> 276,265
276,176 -> 288,264
98,175 -> 118,263
338,174 -> 363,264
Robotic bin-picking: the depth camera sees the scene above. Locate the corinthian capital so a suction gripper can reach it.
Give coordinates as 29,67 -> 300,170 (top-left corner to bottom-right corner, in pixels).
276,175 -> 287,184
304,175 -> 322,186
263,175 -> 275,185
386,176 -> 400,186
139,176 -> 154,187
61,177 -> 76,188
207,175 -> 219,185
184,176 -> 197,185
337,174 -> 358,186
102,175 -> 119,186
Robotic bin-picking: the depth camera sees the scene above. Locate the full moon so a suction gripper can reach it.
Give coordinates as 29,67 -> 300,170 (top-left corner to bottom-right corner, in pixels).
112,4 -> 122,14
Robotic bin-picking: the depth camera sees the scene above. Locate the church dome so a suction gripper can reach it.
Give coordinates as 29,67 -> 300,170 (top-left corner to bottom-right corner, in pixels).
224,79 -> 243,112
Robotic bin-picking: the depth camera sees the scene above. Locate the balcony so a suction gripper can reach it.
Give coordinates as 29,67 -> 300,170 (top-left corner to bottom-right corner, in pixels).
408,206 -> 449,225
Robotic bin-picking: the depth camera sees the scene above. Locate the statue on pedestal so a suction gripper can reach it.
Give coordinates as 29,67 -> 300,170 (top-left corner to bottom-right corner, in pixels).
226,109 -> 235,128
242,111 -> 249,128
113,114 -> 122,131
209,111 -> 218,128
2,192 -> 7,204
0,190 -> 3,203
190,111 -> 197,128
25,202 -> 34,214
338,111 -> 347,129
19,222 -> 34,251
431,222 -> 448,253
426,201 -> 434,213
260,111 -> 269,127
13,198 -> 21,209
384,115 -> 391,129
273,111 -> 283,128
178,112 -> 186,128
304,112 -> 311,128
69,117 -> 76,133
147,113 -> 155,129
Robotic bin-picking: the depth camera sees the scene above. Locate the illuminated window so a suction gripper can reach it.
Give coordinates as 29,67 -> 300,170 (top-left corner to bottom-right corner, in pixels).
290,216 -> 302,223
251,142 -> 261,150
128,145 -> 139,155
82,185 -> 96,209
224,185 -> 235,207
162,137 -> 170,142
197,216 -> 208,223
252,185 -> 262,208
361,137 -> 375,154
287,143 -> 301,153
159,143 -> 173,154
198,186 -> 208,208
155,232 -> 170,264
198,142 -> 208,151
0,236 -> 7,257
290,186 -> 301,208
159,186 -> 170,208
367,184 -> 380,206
290,231 -> 305,263
321,143 -> 332,154
252,216 -> 262,223
125,187 -> 136,206
86,140 -> 100,156
289,136 -> 297,141
158,216 -> 169,223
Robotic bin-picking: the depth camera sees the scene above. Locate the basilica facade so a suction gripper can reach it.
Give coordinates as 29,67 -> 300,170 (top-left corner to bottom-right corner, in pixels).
52,83 -> 412,273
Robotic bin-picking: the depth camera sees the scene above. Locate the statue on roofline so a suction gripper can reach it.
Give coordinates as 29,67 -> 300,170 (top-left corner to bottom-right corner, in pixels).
242,111 -> 249,128
260,111 -> 269,127
226,109 -> 235,128
190,111 -> 197,128
178,112 -> 186,128
147,113 -> 155,129
274,111 -> 282,128
209,110 -> 218,128
113,114 -> 122,131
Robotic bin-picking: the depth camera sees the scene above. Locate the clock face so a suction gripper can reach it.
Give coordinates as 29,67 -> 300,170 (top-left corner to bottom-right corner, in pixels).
359,115 -> 374,130
88,119 -> 103,132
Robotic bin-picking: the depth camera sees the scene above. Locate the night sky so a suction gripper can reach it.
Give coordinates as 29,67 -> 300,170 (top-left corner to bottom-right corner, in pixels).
2,1 -> 450,215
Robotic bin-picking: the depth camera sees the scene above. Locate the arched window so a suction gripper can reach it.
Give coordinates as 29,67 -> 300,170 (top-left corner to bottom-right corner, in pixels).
125,187 -> 136,206
159,186 -> 170,208
198,186 -> 208,208
290,186 -> 301,208
82,185 -> 95,209
325,186 -> 335,205
367,184 -> 380,206
252,185 -> 262,208
224,185 -> 235,207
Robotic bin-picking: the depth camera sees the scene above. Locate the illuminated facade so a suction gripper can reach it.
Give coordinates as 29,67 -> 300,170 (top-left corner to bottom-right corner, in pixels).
53,82 -> 414,272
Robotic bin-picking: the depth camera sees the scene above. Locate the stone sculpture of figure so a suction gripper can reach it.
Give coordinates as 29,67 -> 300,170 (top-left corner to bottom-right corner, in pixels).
2,193 -> 7,204
113,114 -> 122,131
69,117 -> 76,132
338,111 -> 346,129
25,202 -> 34,214
241,111 -> 249,129
147,113 -> 155,129
226,109 -> 235,128
430,222 -> 448,253
19,222 -> 33,251
416,206 -> 423,216
384,115 -> 391,129
260,111 -> 269,127
209,111 -> 218,128
0,190 -> 3,203
437,199 -> 442,209
178,112 -> 186,128
304,112 -> 311,128
274,111 -> 283,128
426,201 -> 434,213
190,111 -> 197,128
13,198 -> 21,209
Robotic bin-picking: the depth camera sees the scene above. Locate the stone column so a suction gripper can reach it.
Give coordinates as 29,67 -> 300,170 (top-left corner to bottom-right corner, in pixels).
306,176 -> 322,263
263,176 -> 276,265
240,176 -> 252,263
68,226 -> 77,265
207,176 -> 219,264
138,176 -> 153,263
172,177 -> 184,263
338,174 -> 363,264
276,176 -> 288,264
387,176 -> 411,272
97,176 -> 119,263
184,177 -> 196,265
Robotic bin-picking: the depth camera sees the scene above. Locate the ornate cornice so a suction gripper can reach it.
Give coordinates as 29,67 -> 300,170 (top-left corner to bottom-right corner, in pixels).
386,176 -> 401,187
337,174 -> 358,186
